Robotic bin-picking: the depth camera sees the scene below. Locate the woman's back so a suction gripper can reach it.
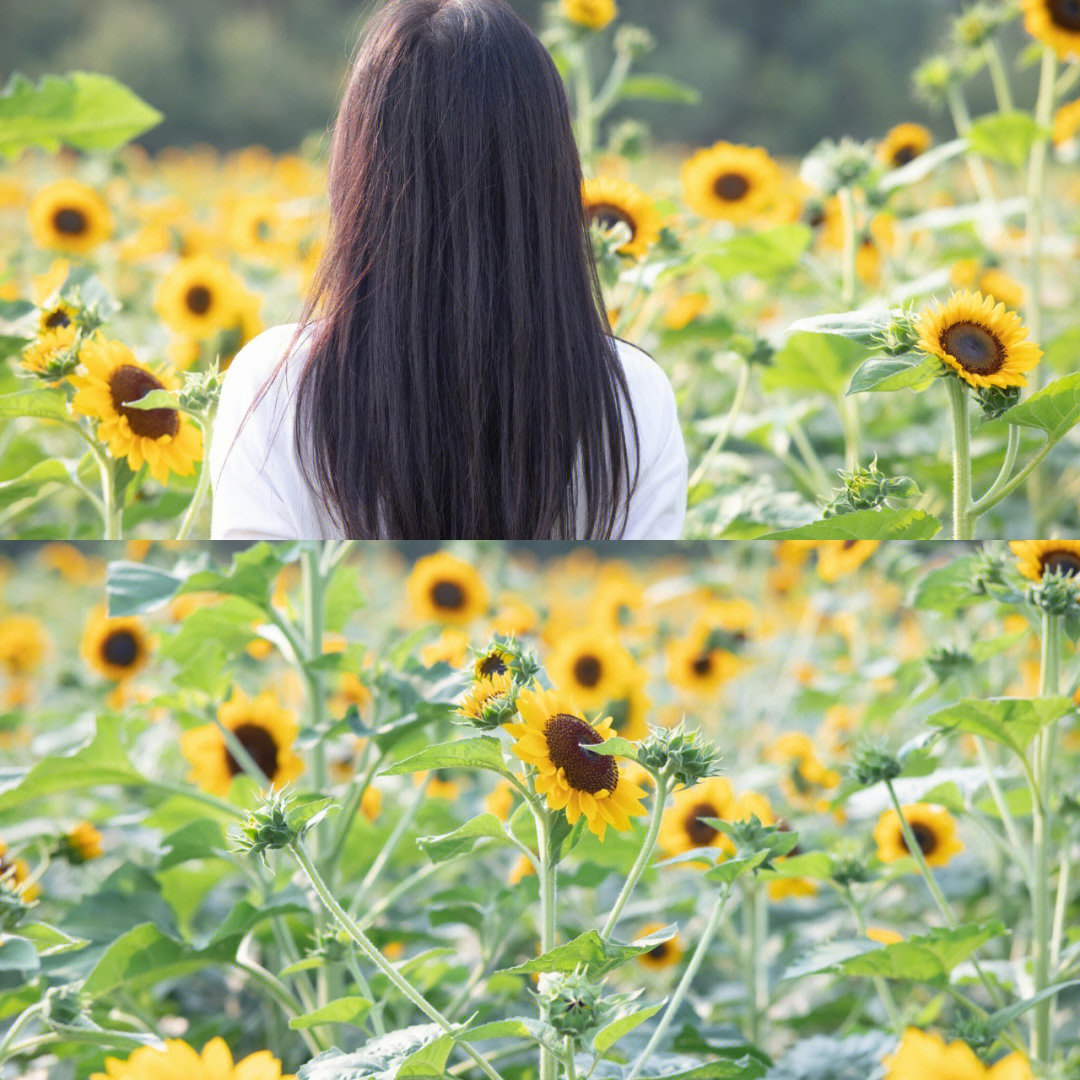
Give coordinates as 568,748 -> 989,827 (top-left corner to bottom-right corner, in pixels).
209,323 -> 687,540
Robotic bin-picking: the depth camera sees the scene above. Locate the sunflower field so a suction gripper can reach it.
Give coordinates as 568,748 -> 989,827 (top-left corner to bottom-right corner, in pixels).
0,538 -> 1079,1080
1,1 -> 1080,538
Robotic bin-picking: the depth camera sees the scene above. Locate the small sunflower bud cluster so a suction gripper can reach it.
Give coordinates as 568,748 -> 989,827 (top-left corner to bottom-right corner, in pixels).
310,926 -> 353,964
179,361 -> 224,415
823,459 -> 920,517
43,985 -> 89,1027
1028,570 -> 1080,615
974,383 -> 1021,421
457,637 -> 537,730
850,743 -> 902,788
636,720 -> 723,788
799,137 -> 878,196
970,546 -> 1010,595
925,646 -> 975,682
829,842 -> 876,887
232,791 -> 334,864
875,307 -> 923,356
532,967 -> 617,1043
913,55 -> 956,107
952,4 -> 1014,49
718,816 -> 799,869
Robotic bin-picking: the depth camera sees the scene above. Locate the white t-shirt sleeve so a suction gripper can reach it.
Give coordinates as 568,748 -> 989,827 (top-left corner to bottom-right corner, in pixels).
209,326 -> 307,541
617,341 -> 688,540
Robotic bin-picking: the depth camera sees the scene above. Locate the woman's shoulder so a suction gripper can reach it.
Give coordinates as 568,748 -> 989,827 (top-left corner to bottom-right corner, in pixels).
609,336 -> 681,450
221,321 -> 314,403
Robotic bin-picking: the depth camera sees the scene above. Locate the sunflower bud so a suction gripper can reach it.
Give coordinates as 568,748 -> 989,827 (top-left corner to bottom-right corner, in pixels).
613,25 -> 654,59
532,967 -> 613,1042
913,55 -> 955,106
457,672 -> 517,730
716,816 -> 799,869
952,4 -> 1012,49
974,383 -> 1021,421
43,985 -> 88,1027
800,137 -> 878,196
636,720 -> 723,787
875,308 -> 923,356
949,1015 -> 997,1053
824,459 -> 920,516
471,635 -> 541,686
830,844 -> 876,887
1028,572 -> 1079,615
179,361 -> 224,415
850,743 -> 902,788
232,791 -> 335,864
970,546 -> 1009,594
925,646 -> 975,682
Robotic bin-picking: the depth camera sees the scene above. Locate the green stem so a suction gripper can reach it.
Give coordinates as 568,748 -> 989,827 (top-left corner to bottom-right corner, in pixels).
290,841 -> 507,1080
688,359 -> 751,490
946,85 -> 1001,224
625,884 -> 732,1080
974,424 -> 1020,516
946,378 -> 974,539
325,746 -> 383,883
983,40 -> 1015,113
301,545 -> 327,794
537,807 -> 557,1080
229,959 -> 324,1055
840,887 -> 902,1031
0,1003 -> 44,1064
742,883 -> 768,1046
601,773 -> 669,938
787,417 -> 832,495
176,414 -> 213,540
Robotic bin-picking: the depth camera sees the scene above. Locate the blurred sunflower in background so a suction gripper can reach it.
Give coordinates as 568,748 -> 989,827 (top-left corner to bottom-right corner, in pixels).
28,178 -> 113,254
1010,540 -> 1080,582
681,142 -> 783,223
583,177 -> 662,259
636,922 -> 683,970
180,687 -> 304,795
658,776 -> 736,858
874,803 -> 963,869
560,0 -> 617,30
816,540 -> 880,582
883,1028 -> 1031,1079
153,254 -> 252,339
878,123 -> 933,168
0,839 -> 39,900
91,1037 -> 293,1080
80,607 -> 151,682
407,552 -> 489,625
0,614 -> 50,675
547,630 -> 638,710
1022,0 -> 1080,59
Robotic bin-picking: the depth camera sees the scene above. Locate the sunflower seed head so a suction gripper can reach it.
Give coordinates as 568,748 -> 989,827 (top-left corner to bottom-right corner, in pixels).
974,383 -> 1021,421
850,743 -> 903,788
1028,572 -> 1079,615
637,720 -> 723,787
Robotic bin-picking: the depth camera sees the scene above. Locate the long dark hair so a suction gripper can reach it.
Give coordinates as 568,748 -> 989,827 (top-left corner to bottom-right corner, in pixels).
251,0 -> 639,539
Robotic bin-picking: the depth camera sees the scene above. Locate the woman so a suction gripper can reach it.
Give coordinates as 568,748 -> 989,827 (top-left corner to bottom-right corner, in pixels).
210,0 -> 687,540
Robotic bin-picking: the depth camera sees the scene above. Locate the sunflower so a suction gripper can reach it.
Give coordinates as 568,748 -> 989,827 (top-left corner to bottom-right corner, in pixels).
561,0 -> 617,30
64,821 -> 103,862
1053,98 -> 1080,143
506,685 -> 647,841
681,143 -> 783,223
878,123 -> 933,168
91,1037 -> 293,1080
0,614 -> 50,675
421,628 -> 471,667
867,927 -> 904,946
70,336 -> 203,484
486,779 -> 517,821
767,873 -> 818,902
0,840 -> 39,900
665,631 -> 741,697
422,770 -> 464,800
883,1028 -> 1031,1080
473,644 -> 512,681
605,677 -> 651,741
408,553 -> 489,625
766,731 -> 841,813
491,593 -> 540,637
21,323 -> 79,379
916,291 -> 1042,389
28,178 -> 113,254
874,803 -> 963,869
636,922 -> 683,970
658,776 -> 737,859
180,687 -> 304,796
663,292 -> 709,331
154,254 -> 250,339
815,540 -> 880,582
80,607 -> 151,681
547,630 -> 639,711
1010,540 -> 1080,583
509,852 -> 537,885
583,177 -> 662,259
458,672 -> 515,725
1022,0 -> 1080,59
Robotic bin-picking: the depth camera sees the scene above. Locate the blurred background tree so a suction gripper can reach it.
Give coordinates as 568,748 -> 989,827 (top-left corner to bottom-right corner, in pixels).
0,0 -> 1029,156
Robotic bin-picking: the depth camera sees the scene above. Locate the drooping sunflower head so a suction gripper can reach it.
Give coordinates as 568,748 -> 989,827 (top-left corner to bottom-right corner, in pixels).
28,178 -> 113,254
91,1036 -> 294,1080
680,142 -> 783,223
658,776 -> 737,858
878,123 -> 933,168
874,803 -> 964,869
815,540 -> 880,582
70,336 -> 203,485
180,687 -> 304,796
1022,0 -> 1080,58
407,553 -> 490,626
547,630 -> 639,711
1010,540 -> 1080,584
506,685 -> 647,841
636,922 -> 683,970
153,254 -> 248,339
916,290 -> 1043,389
583,177 -> 662,259
882,1028 -> 1032,1080
22,323 -> 80,380
80,607 -> 150,682
560,0 -> 617,30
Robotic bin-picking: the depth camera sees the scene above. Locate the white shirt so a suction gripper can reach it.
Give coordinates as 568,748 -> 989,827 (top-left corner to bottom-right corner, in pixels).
209,322 -> 687,540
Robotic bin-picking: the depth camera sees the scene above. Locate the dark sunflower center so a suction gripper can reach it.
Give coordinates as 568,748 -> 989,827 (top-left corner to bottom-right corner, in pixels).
902,822 -> 938,857
804,205 -> 826,228
1041,550 -> 1080,578
573,654 -> 603,688
543,713 -> 617,794
431,580 -> 466,610
940,321 -> 1006,376
225,722 -> 279,780
893,144 -> 918,166
44,309 -> 71,329
648,942 -> 670,960
1049,0 -> 1080,30
842,540 -> 859,550
184,284 -> 213,315
685,801 -> 719,846
587,204 -> 637,239
713,172 -> 751,201
53,207 -> 88,235
101,629 -> 139,668
691,653 -> 713,677
479,654 -> 507,677
109,364 -> 180,440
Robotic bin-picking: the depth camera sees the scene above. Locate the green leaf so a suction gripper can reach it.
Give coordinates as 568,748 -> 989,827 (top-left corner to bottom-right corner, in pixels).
967,110 -> 1045,168
984,980 -> 1080,1035
106,561 -> 185,616
704,851 -> 771,884
593,1003 -> 665,1053
704,225 -> 813,281
466,1018 -> 548,1041
587,736 -> 639,759
395,1033 -> 456,1079
762,508 -> 942,540
785,922 -> 1006,983
928,697 -> 1075,756
912,554 -> 985,611
417,813 -> 508,864
381,737 -> 508,777
199,898 -> 308,948
160,594 -> 265,694
0,937 -> 39,990
119,388 -> 180,411
617,74 -> 702,105
0,70 -> 163,158
0,458 -> 72,509
297,1024 -> 455,1080
500,926 -> 677,977
761,331 -> 863,398
289,996 -> 373,1030
1004,372 -> 1080,440
0,388 -> 70,421
595,1053 -> 766,1080
158,819 -> 227,870
846,354 -> 940,394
